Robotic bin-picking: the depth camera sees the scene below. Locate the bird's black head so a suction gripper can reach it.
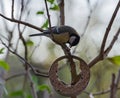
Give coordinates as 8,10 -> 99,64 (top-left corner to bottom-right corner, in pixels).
69,34 -> 80,47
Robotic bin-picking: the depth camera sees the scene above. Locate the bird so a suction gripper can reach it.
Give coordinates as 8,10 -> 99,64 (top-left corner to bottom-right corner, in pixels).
29,25 -> 80,48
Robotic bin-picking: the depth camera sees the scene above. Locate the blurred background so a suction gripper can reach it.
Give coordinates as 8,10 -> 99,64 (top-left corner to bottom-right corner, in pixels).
0,0 -> 120,98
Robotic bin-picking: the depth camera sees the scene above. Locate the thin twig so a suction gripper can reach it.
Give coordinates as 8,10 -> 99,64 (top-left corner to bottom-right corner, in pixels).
0,0 -> 15,61
104,27 -> 120,56
29,39 -> 42,58
15,10 -> 30,52
44,0 -> 52,28
58,0 -> 65,25
0,13 -> 44,32
84,87 -> 120,96
84,70 -> 120,97
88,54 -> 101,68
88,26 -> 120,68
11,0 -> 14,19
110,70 -> 120,98
18,0 -> 28,62
100,0 -> 120,58
6,72 -> 26,81
81,0 -> 99,37
17,0 -> 30,92
0,38 -> 49,77
72,0 -> 99,55
85,70 -> 120,97
28,70 -> 38,98
116,70 -> 120,87
110,74 -> 116,98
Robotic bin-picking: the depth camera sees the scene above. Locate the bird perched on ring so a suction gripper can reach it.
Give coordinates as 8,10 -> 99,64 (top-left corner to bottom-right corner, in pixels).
29,25 -> 80,48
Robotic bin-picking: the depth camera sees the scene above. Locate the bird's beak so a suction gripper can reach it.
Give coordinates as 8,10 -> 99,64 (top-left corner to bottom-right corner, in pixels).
69,44 -> 72,48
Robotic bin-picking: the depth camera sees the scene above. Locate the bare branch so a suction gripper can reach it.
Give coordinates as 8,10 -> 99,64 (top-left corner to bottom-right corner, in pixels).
72,0 -> 99,55
58,0 -> 65,25
11,0 -> 14,19
0,38 -> 49,77
44,0 -> 52,28
15,11 -> 30,52
88,54 -> 101,68
85,70 -> 120,98
81,0 -> 99,37
18,0 -> 28,61
6,72 -> 26,81
89,26 -> 120,68
104,27 -> 120,56
28,72 -> 38,98
100,0 -> 120,58
0,13 -> 44,32
110,70 -> 120,98
84,87 -> 120,96
116,70 -> 120,87
84,70 -> 120,97
110,74 -> 116,98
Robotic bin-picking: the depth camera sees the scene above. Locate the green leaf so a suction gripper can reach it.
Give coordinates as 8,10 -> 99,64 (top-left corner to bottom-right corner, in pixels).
31,75 -> 38,85
36,11 -> 44,15
38,84 -> 51,93
26,40 -> 34,46
0,60 -> 10,71
9,90 -> 23,97
47,0 -> 54,4
24,93 -> 32,98
50,4 -> 59,11
0,48 -> 5,54
26,94 -> 32,98
108,55 -> 120,66
41,19 -> 49,29
3,86 -> 8,95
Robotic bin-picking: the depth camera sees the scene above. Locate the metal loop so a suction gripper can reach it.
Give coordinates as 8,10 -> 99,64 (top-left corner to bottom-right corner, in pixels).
49,55 -> 90,96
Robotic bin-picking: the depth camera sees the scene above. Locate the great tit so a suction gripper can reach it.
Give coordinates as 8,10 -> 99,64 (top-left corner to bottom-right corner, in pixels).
29,25 -> 80,47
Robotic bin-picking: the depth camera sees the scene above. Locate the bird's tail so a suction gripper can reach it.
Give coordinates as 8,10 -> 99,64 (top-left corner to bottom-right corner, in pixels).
29,33 -> 46,37
29,30 -> 51,37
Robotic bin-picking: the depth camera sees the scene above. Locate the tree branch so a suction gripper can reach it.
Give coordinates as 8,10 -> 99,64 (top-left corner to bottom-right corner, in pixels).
0,38 -> 49,77
44,0 -> 52,28
100,0 -> 120,58
84,87 -> 120,96
11,0 -> 14,19
104,27 -> 120,56
89,26 -> 120,68
0,13 -> 44,32
110,74 -> 116,98
58,0 -> 65,25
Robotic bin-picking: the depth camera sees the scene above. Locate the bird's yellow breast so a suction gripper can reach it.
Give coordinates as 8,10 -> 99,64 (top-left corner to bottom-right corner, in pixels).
52,32 -> 69,44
